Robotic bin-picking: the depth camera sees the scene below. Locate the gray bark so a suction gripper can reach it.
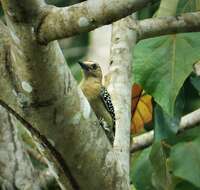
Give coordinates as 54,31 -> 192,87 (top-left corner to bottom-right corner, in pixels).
130,12 -> 200,40
0,106 -> 41,190
0,0 -> 199,189
105,15 -> 137,186
36,0 -> 152,43
0,0 -> 134,189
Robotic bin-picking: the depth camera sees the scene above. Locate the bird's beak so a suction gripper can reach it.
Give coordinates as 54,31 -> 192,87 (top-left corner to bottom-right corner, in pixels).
78,61 -> 90,71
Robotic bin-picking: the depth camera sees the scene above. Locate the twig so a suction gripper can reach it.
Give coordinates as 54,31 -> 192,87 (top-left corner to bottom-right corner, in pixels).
131,108 -> 200,153
178,108 -> 200,133
131,131 -> 154,153
128,11 -> 200,40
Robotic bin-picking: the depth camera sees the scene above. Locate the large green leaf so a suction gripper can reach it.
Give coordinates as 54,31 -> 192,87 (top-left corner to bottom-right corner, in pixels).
190,75 -> 200,93
170,137 -> 200,188
154,105 -> 178,141
150,142 -> 173,190
183,76 -> 200,113
177,0 -> 200,14
175,181 -> 200,190
131,148 -> 155,190
154,88 -> 185,141
166,125 -> 200,146
138,0 -> 160,20
133,33 -> 200,115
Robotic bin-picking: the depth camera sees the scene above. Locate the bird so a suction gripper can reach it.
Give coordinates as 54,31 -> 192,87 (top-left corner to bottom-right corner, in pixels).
78,60 -> 115,144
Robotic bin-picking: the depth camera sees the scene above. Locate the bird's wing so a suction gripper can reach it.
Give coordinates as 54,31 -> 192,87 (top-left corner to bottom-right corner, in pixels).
100,86 -> 115,127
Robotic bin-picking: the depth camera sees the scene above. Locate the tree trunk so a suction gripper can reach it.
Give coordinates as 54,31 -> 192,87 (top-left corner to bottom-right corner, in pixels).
0,106 -> 41,190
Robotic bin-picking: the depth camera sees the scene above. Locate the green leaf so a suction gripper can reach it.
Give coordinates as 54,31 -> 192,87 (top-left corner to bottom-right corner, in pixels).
170,137 -> 200,188
154,88 -> 185,141
175,181 -> 200,190
131,148 -> 155,190
190,75 -> 200,93
154,105 -> 178,141
150,142 -> 173,190
177,0 -> 200,14
183,76 -> 200,113
169,125 -> 200,145
133,33 -> 200,115
138,0 -> 160,20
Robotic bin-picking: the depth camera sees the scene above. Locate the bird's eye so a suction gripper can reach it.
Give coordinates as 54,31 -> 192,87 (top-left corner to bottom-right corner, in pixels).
92,64 -> 97,70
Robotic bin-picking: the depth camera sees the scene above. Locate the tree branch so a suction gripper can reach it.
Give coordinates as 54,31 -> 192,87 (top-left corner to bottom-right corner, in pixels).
131,108 -> 200,153
37,0 -> 152,43
105,15 -> 137,186
178,108 -> 200,133
129,11 -> 200,40
0,105 -> 41,189
1,0 -> 44,22
0,0 -> 129,189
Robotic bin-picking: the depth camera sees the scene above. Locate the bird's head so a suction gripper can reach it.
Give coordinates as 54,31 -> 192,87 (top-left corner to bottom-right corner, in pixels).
78,60 -> 102,80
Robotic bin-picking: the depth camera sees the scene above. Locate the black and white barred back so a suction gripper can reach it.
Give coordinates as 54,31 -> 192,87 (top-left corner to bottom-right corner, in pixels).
100,86 -> 116,129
